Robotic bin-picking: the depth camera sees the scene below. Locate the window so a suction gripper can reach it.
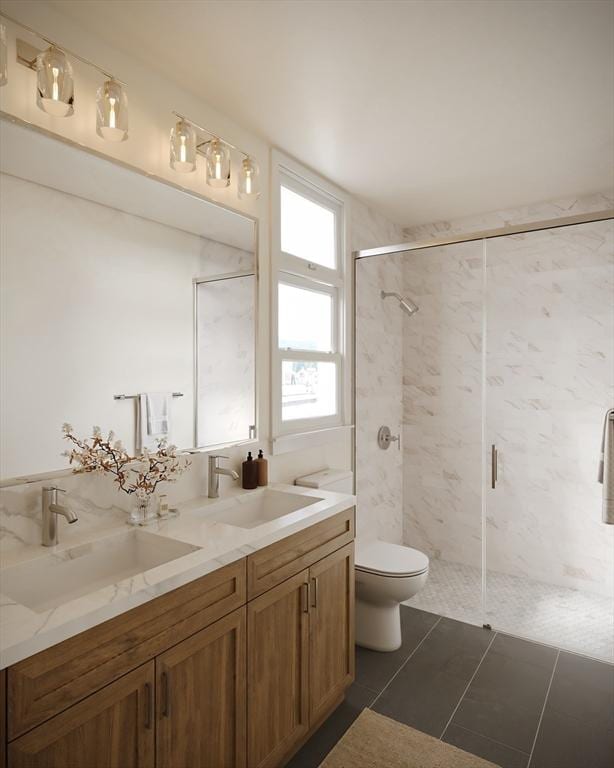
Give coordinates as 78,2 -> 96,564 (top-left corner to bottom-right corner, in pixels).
272,153 -> 350,439
280,186 -> 336,269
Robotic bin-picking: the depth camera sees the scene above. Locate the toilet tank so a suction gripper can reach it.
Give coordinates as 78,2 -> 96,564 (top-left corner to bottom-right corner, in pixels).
295,468 -> 354,494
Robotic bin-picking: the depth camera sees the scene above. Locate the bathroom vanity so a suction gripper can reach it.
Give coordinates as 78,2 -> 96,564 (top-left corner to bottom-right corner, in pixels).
0,490 -> 355,768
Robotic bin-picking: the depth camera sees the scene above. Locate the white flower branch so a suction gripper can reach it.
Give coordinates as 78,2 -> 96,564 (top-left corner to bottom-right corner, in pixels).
61,423 -> 190,498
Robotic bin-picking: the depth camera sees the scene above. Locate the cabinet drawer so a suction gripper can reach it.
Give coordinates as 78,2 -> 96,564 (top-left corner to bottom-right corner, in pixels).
8,558 -> 246,739
247,508 -> 354,600
8,662 -> 154,768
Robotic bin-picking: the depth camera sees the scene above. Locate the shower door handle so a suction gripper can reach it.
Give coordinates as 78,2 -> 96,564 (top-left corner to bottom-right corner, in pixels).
491,444 -> 498,489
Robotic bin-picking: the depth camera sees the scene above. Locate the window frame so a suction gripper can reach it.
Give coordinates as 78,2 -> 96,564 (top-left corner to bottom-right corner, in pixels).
271,151 -> 351,441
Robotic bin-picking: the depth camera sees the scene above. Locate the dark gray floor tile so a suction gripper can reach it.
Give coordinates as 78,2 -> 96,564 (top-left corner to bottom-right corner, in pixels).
355,606 -> 440,693
452,633 -> 557,753
494,633 -> 559,670
285,682 -> 376,768
546,650 -> 614,729
371,617 -> 492,737
529,708 -> 614,768
443,723 -> 529,768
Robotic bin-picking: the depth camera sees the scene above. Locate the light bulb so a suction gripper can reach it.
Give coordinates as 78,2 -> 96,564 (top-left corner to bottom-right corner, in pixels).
205,139 -> 231,188
170,119 -> 197,173
36,46 -> 74,117
238,157 -> 260,199
96,79 -> 128,142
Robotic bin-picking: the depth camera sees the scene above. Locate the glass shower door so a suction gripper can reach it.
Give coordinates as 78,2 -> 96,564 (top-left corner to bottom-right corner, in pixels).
401,240 -> 486,626
483,220 -> 614,661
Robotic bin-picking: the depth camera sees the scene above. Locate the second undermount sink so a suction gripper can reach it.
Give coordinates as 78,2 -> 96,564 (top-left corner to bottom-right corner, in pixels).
210,489 -> 323,529
0,529 -> 200,613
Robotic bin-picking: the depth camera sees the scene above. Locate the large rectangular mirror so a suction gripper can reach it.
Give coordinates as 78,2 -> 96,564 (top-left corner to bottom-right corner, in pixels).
0,116 -> 257,482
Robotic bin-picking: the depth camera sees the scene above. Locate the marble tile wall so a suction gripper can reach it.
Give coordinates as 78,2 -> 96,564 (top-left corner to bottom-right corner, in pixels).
402,240 -> 484,570
352,199 -> 405,545
400,195 -> 614,598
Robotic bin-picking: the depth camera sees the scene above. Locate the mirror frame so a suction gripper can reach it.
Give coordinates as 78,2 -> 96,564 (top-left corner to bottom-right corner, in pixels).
0,111 -> 260,488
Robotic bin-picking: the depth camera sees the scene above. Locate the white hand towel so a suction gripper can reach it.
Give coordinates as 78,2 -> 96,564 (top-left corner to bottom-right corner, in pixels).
146,392 -> 170,436
137,392 -> 172,452
598,408 -> 614,525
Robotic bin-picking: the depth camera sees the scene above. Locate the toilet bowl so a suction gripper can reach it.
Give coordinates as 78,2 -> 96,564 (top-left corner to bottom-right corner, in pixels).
355,541 -> 429,652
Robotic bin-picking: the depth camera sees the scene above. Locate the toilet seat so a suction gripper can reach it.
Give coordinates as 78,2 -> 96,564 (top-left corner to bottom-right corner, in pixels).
355,541 -> 429,578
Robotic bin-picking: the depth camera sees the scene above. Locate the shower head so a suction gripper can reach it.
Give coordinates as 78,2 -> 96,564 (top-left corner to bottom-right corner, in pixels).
380,290 -> 419,316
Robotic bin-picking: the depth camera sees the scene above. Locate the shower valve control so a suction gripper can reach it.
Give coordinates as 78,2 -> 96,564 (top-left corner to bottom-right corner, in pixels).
378,425 -> 400,451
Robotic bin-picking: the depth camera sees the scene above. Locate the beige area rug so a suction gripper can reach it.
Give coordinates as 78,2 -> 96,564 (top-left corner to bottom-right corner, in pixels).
319,709 -> 501,768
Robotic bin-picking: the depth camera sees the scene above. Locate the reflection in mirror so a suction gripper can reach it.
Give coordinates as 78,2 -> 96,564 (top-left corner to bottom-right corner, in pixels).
0,116 -> 257,482
196,273 -> 256,446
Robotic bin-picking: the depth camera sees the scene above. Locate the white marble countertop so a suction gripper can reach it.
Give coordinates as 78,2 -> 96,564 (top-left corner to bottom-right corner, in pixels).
0,484 -> 355,669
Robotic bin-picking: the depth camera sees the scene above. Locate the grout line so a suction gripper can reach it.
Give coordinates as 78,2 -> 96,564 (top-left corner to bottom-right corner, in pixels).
369,617 -> 442,709
527,649 -> 560,768
447,723 -> 531,758
439,630 -> 498,740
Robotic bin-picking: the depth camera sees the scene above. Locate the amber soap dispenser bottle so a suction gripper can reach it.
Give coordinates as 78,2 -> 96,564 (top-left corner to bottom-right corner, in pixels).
255,449 -> 268,487
242,451 -> 258,490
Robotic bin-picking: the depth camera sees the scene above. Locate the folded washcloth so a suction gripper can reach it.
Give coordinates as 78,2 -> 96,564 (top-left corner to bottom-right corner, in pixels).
598,408 -> 614,525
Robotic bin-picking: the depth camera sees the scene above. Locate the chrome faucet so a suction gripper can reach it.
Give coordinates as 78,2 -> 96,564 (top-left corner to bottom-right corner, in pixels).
208,455 -> 239,499
42,487 -> 78,546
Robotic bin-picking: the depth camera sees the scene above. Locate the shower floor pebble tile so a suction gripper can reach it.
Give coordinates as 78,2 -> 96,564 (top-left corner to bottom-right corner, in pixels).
405,558 -> 613,663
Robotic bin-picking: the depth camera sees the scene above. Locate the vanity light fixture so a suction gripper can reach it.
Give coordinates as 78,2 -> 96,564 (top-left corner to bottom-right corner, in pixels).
0,24 -> 7,86
170,111 -> 259,199
36,45 -> 74,117
238,156 -> 261,199
1,10 -> 127,135
96,78 -> 128,142
170,118 -> 197,173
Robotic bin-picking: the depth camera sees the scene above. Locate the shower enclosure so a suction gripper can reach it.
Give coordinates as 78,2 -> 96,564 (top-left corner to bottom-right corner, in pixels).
355,214 -> 614,662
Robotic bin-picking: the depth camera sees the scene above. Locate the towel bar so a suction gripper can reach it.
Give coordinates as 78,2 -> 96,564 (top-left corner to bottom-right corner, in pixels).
114,392 -> 184,400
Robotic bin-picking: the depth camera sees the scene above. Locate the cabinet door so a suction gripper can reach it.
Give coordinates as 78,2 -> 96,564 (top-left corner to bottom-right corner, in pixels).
8,662 -> 154,768
156,607 -> 246,768
309,543 -> 355,724
247,570 -> 310,768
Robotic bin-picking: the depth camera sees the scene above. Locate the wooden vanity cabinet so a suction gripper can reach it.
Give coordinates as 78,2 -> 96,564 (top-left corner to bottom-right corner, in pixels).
247,542 -> 355,768
308,543 -> 355,726
247,571 -> 311,768
8,663 -> 155,768
156,607 -> 246,768
4,508 -> 356,768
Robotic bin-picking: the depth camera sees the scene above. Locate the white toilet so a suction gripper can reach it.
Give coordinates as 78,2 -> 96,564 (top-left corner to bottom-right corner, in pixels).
295,468 -> 430,653
354,540 -> 429,651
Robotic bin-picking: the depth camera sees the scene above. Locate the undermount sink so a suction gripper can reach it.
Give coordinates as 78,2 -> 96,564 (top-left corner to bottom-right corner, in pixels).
0,530 -> 200,613
210,489 -> 323,529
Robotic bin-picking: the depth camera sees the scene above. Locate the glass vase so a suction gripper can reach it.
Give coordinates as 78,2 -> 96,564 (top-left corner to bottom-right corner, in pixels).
129,494 -> 155,526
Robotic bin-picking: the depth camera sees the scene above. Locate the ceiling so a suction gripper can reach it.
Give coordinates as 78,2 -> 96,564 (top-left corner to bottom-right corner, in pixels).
51,0 -> 613,227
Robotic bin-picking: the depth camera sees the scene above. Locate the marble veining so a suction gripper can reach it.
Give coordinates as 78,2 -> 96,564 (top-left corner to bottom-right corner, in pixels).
0,483 -> 355,668
353,199 -> 405,546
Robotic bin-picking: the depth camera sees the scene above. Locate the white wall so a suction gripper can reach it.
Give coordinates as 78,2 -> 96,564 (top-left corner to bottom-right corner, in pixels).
0,2 -> 405,550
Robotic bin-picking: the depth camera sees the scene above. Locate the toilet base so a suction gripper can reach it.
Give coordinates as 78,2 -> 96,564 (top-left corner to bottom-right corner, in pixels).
355,598 -> 402,652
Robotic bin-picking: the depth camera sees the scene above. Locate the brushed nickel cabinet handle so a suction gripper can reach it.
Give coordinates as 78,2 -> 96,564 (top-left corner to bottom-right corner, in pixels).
161,671 -> 171,718
311,577 -> 318,608
301,582 -> 310,613
491,444 -> 498,489
144,682 -> 153,729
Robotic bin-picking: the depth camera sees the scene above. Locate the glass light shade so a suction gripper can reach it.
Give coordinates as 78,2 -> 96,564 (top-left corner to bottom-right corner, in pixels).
170,119 -> 196,173
205,139 -> 231,188
96,79 -> 128,142
36,46 -> 74,117
0,25 -> 7,87
238,157 -> 260,199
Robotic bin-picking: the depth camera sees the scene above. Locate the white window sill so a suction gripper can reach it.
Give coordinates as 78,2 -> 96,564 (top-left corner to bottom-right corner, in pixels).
271,425 -> 354,455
